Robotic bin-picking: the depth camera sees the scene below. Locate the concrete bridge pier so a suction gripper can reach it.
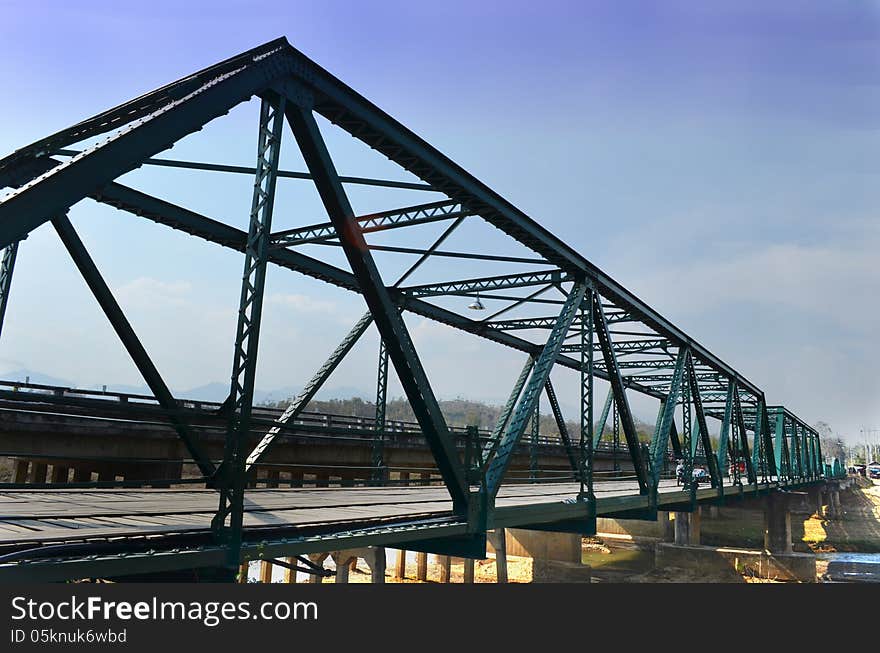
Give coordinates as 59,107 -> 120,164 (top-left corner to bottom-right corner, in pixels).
487,528 -> 508,583
825,486 -> 843,520
307,553 -> 330,583
504,528 -> 591,582
13,460 -> 28,483
764,492 -> 792,555
673,508 -> 701,545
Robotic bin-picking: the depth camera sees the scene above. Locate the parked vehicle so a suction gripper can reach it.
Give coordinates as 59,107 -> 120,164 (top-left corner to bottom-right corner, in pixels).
691,467 -> 710,485
868,466 -> 880,479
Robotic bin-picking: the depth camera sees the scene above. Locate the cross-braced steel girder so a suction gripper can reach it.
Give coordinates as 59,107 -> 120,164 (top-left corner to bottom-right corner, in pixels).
270,200 -> 469,246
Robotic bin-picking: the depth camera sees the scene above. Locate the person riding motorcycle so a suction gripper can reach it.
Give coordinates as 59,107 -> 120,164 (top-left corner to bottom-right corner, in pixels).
675,459 -> 685,485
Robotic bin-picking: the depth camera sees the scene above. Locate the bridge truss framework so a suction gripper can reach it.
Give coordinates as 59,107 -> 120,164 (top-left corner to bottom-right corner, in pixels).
0,38 -> 827,581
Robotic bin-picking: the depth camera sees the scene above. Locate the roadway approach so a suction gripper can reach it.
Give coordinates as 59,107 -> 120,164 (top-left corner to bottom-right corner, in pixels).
0,38 -> 833,582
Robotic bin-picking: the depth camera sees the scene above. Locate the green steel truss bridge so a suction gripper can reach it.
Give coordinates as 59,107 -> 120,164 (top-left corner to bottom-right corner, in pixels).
0,38 -> 828,582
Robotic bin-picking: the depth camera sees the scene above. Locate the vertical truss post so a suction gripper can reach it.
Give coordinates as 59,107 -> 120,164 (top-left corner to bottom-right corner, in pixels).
733,386 -> 756,485
0,241 -> 19,342
52,215 -> 214,477
688,356 -> 721,492
810,432 -> 819,478
649,348 -> 687,490
579,296 -> 594,503
681,352 -> 693,498
717,384 -> 734,478
485,282 -> 586,498
246,312 -> 373,468
544,378 -> 580,479
593,295 -> 648,494
731,407 -> 741,485
285,101 -> 468,509
752,400 -> 766,483
213,93 -> 286,569
372,339 -> 389,485
483,357 -> 534,463
772,407 -> 784,479
530,401 -> 539,482
612,403 -> 620,471
793,422 -> 803,480
760,397 -> 777,479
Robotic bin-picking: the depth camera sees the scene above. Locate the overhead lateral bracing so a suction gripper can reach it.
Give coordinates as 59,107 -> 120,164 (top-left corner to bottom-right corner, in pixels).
0,37 -> 823,577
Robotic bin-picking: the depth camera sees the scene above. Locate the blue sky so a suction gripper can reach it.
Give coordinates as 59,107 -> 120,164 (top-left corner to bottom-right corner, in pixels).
0,1 -> 878,442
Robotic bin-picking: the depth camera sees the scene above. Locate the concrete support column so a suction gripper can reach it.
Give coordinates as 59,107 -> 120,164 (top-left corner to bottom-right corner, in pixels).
283,557 -> 296,584
487,528 -> 508,583
660,511 -> 675,543
50,466 -> 69,484
333,553 -> 353,584
308,554 -> 328,584
29,462 -> 48,483
13,460 -> 28,483
816,490 -> 825,518
764,492 -> 793,554
689,507 -> 701,545
370,547 -> 386,584
290,470 -> 303,488
73,467 -> 91,483
399,471 -> 410,486
259,560 -> 273,583
416,552 -> 428,581
316,472 -> 330,488
436,555 -> 451,583
673,512 -> 689,545
97,469 -> 114,482
394,550 -> 407,579
463,558 -> 475,584
266,470 -> 280,488
420,472 -> 430,486
828,489 -> 842,520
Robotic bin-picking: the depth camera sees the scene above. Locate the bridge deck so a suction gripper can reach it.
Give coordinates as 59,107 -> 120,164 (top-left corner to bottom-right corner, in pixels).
0,478 -> 757,548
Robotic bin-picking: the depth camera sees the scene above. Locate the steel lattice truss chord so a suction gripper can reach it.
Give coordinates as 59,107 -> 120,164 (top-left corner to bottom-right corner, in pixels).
0,37 -> 822,571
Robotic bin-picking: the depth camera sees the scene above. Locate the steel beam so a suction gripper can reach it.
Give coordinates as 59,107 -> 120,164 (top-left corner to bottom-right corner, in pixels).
688,356 -> 721,489
483,357 -> 534,463
717,385 -> 734,475
213,93 -> 286,568
0,242 -> 19,342
485,282 -> 586,497
56,148 -> 433,192
246,311 -> 373,469
0,47 -> 293,248
52,215 -> 214,477
595,387 -> 613,448
271,200 -> 465,245
544,378 -> 579,477
285,101 -> 468,508
733,386 -> 756,485
373,338 -> 389,484
402,270 -> 567,298
593,293 -> 648,494
649,348 -> 686,489
579,296 -> 594,501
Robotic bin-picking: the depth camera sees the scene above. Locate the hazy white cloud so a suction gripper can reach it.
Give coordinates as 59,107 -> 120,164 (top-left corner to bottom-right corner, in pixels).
116,277 -> 193,309
266,292 -> 337,314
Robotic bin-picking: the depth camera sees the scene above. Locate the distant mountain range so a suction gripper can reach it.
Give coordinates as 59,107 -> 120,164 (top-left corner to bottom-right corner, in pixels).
0,368 -> 372,405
